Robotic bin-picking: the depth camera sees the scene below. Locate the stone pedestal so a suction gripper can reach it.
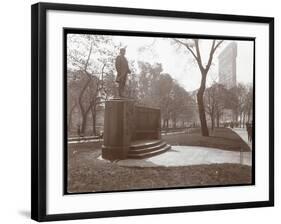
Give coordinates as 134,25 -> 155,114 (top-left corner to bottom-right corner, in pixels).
102,98 -> 170,160
102,98 -> 135,160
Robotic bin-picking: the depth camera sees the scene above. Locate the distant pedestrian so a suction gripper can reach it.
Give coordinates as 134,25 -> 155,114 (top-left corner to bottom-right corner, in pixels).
99,131 -> 104,139
246,123 -> 252,142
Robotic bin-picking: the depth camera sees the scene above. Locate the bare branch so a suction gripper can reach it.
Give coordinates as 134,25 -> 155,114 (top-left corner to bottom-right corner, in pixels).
174,39 -> 198,61
214,40 -> 224,52
205,40 -> 224,72
194,39 -> 204,72
84,40 -> 94,72
100,63 -> 106,91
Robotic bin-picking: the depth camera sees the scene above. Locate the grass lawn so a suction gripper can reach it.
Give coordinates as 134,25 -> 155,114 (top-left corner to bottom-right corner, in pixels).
163,127 -> 251,152
67,127 -> 252,193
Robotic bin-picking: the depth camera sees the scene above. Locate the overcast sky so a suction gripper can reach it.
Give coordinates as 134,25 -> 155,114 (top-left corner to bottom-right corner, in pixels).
112,36 -> 254,92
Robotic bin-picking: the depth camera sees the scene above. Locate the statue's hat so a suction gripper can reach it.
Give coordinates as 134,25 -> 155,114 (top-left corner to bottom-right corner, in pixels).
120,46 -> 127,51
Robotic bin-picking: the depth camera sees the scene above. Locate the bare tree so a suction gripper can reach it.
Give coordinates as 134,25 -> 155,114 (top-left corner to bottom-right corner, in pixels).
205,85 -> 216,131
137,61 -> 195,129
67,34 -> 118,136
173,39 -> 223,136
244,84 -> 253,124
228,83 -> 247,127
67,70 -> 80,133
205,83 -> 227,130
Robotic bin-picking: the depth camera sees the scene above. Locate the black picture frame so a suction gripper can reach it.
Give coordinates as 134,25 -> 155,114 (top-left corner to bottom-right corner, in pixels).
31,2 -> 274,222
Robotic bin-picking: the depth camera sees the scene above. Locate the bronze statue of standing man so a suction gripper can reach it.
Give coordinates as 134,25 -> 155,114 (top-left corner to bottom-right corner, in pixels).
115,47 -> 131,97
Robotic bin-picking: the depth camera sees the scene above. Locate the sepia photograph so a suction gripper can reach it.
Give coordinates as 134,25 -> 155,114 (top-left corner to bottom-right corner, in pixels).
65,29 -> 254,194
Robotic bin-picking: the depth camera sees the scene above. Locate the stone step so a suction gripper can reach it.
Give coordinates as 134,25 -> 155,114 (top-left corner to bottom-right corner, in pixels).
129,139 -> 163,150
129,141 -> 167,154
127,144 -> 171,159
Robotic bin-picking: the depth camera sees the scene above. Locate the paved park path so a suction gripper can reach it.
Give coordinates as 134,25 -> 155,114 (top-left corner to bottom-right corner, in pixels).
115,145 -> 252,168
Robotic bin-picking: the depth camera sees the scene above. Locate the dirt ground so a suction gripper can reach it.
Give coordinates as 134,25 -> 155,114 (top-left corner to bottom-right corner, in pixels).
67,128 -> 252,193
67,144 -> 252,193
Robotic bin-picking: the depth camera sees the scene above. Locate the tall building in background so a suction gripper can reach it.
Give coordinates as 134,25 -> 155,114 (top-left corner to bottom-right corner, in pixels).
218,42 -> 237,89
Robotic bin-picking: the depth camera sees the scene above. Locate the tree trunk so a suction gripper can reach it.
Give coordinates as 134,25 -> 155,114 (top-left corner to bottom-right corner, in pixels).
68,104 -> 76,133
211,116 -> 215,131
216,112 -> 220,128
91,106 -> 96,136
239,112 -> 242,128
68,109 -> 73,132
242,112 -> 246,128
173,117 -> 177,128
163,119 -> 167,129
247,109 -> 252,123
234,109 -> 238,123
197,74 -> 209,136
80,113 -> 88,136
